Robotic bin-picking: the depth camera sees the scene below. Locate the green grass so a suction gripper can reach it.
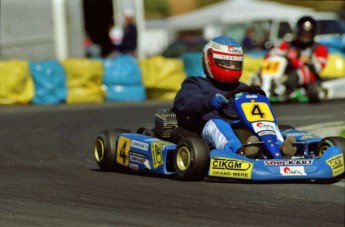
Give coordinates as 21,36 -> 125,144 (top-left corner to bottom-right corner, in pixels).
340,129 -> 345,138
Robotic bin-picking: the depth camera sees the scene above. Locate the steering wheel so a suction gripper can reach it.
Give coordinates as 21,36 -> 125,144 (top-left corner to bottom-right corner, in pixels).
219,85 -> 266,119
224,85 -> 266,99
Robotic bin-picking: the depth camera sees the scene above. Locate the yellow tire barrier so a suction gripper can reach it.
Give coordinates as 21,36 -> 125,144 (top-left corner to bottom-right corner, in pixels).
0,60 -> 34,104
139,56 -> 187,100
61,58 -> 105,103
320,53 -> 345,78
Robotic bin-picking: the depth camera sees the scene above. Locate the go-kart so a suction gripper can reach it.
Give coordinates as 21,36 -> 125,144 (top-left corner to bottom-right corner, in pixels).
251,55 -> 345,103
94,86 -> 345,181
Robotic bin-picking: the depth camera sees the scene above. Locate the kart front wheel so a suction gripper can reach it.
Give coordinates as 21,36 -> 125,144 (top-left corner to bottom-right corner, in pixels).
174,138 -> 209,180
316,136 -> 345,178
306,82 -> 321,103
278,125 -> 295,131
94,129 -> 130,171
316,136 -> 345,157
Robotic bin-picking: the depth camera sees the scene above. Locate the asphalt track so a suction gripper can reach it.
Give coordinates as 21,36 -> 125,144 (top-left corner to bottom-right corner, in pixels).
0,100 -> 344,226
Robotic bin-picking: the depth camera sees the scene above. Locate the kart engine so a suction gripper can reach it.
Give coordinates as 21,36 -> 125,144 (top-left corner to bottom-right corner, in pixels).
154,109 -> 178,139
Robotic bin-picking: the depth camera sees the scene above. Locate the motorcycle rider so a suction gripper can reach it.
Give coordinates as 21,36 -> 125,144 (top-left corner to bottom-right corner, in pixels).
265,16 -> 328,99
173,36 -> 294,158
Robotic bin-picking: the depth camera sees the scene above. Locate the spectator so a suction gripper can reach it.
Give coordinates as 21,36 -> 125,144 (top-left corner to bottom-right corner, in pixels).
84,32 -> 101,58
242,27 -> 256,51
114,8 -> 138,56
83,0 -> 114,57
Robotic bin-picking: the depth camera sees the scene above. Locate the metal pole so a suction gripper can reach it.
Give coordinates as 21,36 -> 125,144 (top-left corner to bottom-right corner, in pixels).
134,0 -> 145,58
112,0 -> 123,29
52,0 -> 68,59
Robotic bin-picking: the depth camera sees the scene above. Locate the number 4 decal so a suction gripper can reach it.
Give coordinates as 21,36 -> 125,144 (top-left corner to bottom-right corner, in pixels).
116,136 -> 131,166
242,102 -> 274,122
251,105 -> 265,118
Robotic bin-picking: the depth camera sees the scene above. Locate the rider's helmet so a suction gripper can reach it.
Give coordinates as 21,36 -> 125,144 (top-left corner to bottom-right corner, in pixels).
202,36 -> 243,83
295,16 -> 317,45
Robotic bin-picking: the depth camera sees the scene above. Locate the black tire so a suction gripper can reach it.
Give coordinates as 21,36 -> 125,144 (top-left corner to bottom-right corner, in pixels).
316,136 -> 345,157
173,137 -> 210,180
278,125 -> 295,135
278,125 -> 295,130
170,127 -> 200,144
94,129 -> 130,171
136,127 -> 156,137
316,136 -> 345,178
306,82 -> 321,103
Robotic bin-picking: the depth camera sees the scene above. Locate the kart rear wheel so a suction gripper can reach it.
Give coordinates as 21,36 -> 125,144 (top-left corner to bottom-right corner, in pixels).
94,129 -> 130,171
174,138 -> 210,181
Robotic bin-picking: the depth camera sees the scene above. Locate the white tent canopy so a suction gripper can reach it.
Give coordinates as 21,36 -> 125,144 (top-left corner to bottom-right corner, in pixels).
168,0 -> 314,32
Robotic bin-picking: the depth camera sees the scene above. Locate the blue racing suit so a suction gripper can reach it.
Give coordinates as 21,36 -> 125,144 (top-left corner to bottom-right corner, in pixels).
173,76 -> 248,152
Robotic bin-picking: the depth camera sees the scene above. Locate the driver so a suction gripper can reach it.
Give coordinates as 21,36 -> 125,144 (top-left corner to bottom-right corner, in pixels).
173,36 -> 263,157
265,16 -> 328,99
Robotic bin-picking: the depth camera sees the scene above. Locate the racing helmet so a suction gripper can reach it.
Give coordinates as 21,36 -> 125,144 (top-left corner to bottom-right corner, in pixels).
295,16 -> 317,45
202,36 -> 243,83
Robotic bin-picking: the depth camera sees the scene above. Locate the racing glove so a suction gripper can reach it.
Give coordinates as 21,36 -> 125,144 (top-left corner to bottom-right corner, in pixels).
210,94 -> 229,109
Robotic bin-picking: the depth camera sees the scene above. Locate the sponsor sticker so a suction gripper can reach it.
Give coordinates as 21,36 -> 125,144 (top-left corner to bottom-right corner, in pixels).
210,42 -> 221,50
210,157 -> 253,179
130,154 -> 151,169
258,131 -> 276,136
130,155 -> 147,164
151,141 -> 171,169
265,160 -> 313,165
252,121 -> 276,133
213,53 -> 242,61
280,166 -> 306,176
131,140 -> 149,151
246,95 -> 258,99
326,154 -> 344,176
227,46 -> 243,54
129,163 -> 139,171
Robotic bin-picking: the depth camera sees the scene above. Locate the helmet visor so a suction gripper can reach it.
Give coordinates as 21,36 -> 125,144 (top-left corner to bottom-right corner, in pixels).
213,54 -> 243,70
298,30 -> 314,43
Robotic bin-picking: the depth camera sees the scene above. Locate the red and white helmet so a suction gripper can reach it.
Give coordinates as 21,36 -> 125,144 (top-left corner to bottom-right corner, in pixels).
202,36 -> 243,83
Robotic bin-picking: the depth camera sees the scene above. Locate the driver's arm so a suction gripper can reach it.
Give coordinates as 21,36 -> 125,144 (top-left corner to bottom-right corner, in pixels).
307,44 -> 328,78
174,78 -> 215,116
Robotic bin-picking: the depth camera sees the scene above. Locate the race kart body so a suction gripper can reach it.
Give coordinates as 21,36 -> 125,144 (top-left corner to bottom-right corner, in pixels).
251,55 -> 345,103
94,86 -> 345,181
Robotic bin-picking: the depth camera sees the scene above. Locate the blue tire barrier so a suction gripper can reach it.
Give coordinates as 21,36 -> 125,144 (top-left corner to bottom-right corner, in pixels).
103,54 -> 142,85
104,84 -> 146,102
319,36 -> 345,55
29,60 -> 67,104
180,52 -> 205,77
